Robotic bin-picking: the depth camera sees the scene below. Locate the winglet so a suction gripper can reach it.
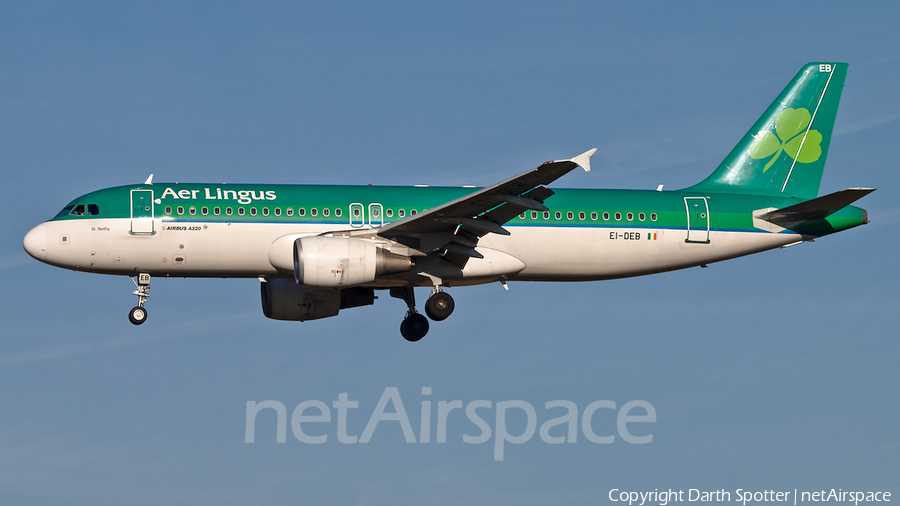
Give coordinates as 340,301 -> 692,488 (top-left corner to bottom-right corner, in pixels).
570,148 -> 597,172
144,174 -> 154,185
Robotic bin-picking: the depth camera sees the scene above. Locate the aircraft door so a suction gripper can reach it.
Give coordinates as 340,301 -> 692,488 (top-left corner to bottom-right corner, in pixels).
349,203 -> 364,228
684,197 -> 709,243
131,189 -> 155,234
368,203 -> 383,228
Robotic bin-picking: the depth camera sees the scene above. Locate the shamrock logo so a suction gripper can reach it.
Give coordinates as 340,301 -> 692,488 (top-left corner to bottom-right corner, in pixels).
748,107 -> 823,171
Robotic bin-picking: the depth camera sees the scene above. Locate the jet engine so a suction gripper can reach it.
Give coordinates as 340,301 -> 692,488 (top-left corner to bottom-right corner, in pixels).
293,236 -> 411,287
260,278 -> 376,321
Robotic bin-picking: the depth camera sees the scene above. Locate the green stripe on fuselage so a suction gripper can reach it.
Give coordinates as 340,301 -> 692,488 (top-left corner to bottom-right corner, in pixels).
50,183 -> 866,237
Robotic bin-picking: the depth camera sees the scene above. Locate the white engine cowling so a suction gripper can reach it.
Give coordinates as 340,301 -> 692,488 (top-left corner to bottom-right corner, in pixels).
293,236 -> 411,287
260,278 -> 375,321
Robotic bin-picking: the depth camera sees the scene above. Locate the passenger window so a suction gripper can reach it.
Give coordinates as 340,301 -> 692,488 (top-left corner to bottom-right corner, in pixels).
411,210 -> 417,215
398,209 -> 406,217
520,212 -> 526,219
70,204 -> 85,216
603,212 -> 610,220
591,212 -> 598,220
299,208 -> 306,216
578,211 -> 586,220
274,208 -> 281,216
238,208 -> 245,216
555,211 -> 562,220
566,211 -> 574,220
88,204 -> 99,216
165,206 -> 172,215
650,213 -> 658,221
214,207 -> 221,215
386,209 -> 393,218
615,212 -> 622,220
177,206 -> 184,215
639,212 -> 645,221
531,211 -> 538,219
250,208 -> 257,216
311,208 -> 318,217
543,211 -> 549,219
323,208 -> 330,217
189,206 -> 196,215
286,208 -> 293,216
201,206 -> 209,215
226,207 -> 233,216
335,208 -> 342,217
626,212 -> 634,221
262,207 -> 269,216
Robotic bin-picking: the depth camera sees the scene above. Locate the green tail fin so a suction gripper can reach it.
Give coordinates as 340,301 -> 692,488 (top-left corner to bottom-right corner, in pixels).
685,62 -> 847,199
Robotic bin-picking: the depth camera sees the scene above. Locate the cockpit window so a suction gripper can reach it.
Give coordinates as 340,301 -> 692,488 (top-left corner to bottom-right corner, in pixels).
55,203 -> 99,218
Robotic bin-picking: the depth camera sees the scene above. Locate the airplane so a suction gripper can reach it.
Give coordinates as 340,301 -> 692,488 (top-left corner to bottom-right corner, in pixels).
23,62 -> 873,342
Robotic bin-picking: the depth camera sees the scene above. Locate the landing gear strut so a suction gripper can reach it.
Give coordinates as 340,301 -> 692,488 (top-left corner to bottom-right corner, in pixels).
129,273 -> 151,326
391,287 -> 429,342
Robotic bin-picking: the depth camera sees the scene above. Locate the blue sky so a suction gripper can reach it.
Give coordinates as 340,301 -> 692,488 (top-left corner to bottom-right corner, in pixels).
1,2 -> 898,504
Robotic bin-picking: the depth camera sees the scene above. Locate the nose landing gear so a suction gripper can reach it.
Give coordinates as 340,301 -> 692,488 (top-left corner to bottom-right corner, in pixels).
128,305 -> 148,325
129,273 -> 151,325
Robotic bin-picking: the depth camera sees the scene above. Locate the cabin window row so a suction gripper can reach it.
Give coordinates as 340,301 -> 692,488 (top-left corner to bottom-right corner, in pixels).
357,208 -> 418,218
161,204 -> 654,222
518,210 -> 658,222
163,206 -> 421,218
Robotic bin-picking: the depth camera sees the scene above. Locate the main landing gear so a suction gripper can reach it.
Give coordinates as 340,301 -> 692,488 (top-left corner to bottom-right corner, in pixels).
129,273 -> 151,325
391,286 -> 455,342
425,291 -> 454,321
401,313 -> 429,342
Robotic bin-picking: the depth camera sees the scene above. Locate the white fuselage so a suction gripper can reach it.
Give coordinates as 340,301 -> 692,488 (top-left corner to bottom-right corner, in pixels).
24,216 -> 800,286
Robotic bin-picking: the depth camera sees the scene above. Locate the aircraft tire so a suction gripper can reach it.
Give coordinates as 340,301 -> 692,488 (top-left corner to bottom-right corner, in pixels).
129,306 -> 148,325
401,313 -> 429,342
425,292 -> 454,321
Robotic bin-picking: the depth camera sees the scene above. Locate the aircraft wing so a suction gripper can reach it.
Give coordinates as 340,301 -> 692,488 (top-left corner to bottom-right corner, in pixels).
376,148 -> 596,265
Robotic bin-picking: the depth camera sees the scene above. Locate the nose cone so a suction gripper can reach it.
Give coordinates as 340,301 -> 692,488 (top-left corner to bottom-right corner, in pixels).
23,223 -> 48,261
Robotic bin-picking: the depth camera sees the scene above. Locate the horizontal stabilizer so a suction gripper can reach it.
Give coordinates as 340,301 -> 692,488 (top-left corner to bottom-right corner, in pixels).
759,188 -> 875,224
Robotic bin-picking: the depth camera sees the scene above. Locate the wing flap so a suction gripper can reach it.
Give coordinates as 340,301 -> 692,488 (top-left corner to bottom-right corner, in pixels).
503,195 -> 549,212
442,242 -> 484,259
437,217 -> 510,236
